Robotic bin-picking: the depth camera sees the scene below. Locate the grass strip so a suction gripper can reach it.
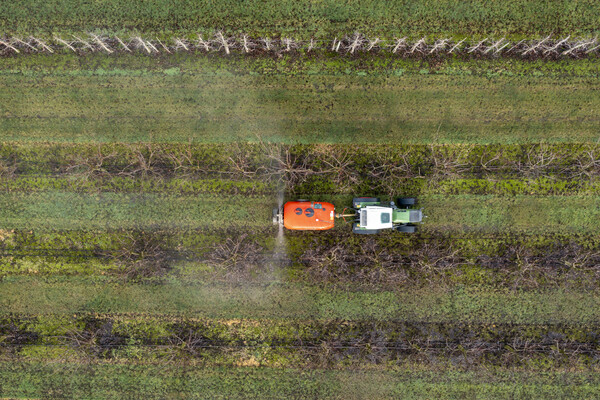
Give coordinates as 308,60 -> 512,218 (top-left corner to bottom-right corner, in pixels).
3,362 -> 600,400
0,192 -> 270,230
0,192 -> 598,233
2,276 -> 600,324
2,0 -> 599,37
2,74 -> 600,143
0,176 -> 274,195
2,176 -> 600,197
3,53 -> 600,79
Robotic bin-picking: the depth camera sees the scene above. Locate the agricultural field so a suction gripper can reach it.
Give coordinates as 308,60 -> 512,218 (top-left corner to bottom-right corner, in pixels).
2,2 -> 600,399
2,0 -> 600,37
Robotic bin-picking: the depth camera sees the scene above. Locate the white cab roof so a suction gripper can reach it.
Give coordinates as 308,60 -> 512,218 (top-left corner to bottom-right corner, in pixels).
360,206 -> 393,230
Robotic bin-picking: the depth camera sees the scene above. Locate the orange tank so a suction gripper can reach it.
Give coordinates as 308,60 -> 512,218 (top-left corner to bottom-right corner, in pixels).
283,201 -> 335,231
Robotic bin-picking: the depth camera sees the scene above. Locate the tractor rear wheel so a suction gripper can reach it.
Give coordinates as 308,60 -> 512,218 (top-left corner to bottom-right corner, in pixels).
352,223 -> 380,235
352,197 -> 380,208
396,224 -> 417,233
397,197 -> 416,207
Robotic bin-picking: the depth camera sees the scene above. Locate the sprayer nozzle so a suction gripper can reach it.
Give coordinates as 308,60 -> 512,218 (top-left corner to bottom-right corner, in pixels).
272,207 -> 283,226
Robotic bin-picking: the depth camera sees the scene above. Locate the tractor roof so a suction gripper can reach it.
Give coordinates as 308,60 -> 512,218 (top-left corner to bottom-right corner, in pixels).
360,206 -> 393,230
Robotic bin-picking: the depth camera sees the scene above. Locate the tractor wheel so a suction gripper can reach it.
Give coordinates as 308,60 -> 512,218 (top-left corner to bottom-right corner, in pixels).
397,197 -> 416,207
352,197 -> 380,208
352,223 -> 380,235
396,224 -> 417,233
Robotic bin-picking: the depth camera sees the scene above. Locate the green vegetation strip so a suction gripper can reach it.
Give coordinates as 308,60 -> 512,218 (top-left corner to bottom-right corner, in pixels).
3,176 -> 600,197
1,191 -> 597,233
0,192 -> 270,230
2,277 -> 600,324
4,363 -> 599,400
2,74 -> 599,143
0,176 -> 273,196
2,0 -> 598,37
3,53 -> 600,79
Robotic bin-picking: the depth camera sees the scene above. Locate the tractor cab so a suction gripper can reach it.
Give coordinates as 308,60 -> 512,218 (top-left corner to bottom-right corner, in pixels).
359,206 -> 394,230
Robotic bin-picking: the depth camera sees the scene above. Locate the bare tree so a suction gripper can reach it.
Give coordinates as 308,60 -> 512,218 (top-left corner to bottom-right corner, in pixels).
392,37 -> 407,53
484,38 -> 504,54
0,39 -> 19,53
430,145 -> 470,179
206,234 -> 264,281
72,35 -> 94,51
468,38 -> 488,53
331,37 -> 342,52
197,35 -> 211,51
12,37 -> 37,52
241,35 -> 254,53
174,38 -> 189,51
522,35 -> 551,55
63,145 -> 118,179
53,36 -> 77,52
31,36 -> 54,53
347,33 -> 363,54
215,31 -> 232,54
115,36 -> 132,52
409,38 -> 426,54
281,37 -> 297,52
365,37 -> 380,51
261,37 -> 273,51
91,34 -> 113,53
112,230 -> 173,281
429,39 -> 449,54
544,36 -> 570,55
313,145 -> 358,191
563,38 -> 596,56
135,37 -> 151,53
519,144 -> 560,178
145,40 -> 159,53
156,37 -> 171,53
447,38 -> 466,54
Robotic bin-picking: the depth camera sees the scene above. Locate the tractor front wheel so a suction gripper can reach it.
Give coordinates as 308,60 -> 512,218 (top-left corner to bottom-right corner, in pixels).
396,197 -> 416,207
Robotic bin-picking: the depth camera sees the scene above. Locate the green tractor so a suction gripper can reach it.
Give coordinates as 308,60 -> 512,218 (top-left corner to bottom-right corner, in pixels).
350,197 -> 424,234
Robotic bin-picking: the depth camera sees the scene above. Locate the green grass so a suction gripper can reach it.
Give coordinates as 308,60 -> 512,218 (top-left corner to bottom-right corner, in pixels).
3,53 -> 600,79
2,74 -> 600,143
2,276 -> 600,324
0,192 -> 270,230
1,191 -> 598,233
420,195 -> 600,233
3,175 -> 600,197
4,363 -> 600,400
1,0 -> 599,38
0,176 -> 274,196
